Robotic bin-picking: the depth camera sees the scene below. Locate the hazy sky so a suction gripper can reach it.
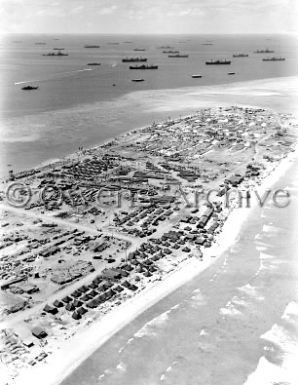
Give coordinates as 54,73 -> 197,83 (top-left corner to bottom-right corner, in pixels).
0,0 -> 297,35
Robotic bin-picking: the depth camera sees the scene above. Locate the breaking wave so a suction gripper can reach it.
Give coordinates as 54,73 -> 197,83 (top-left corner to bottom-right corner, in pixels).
243,301 -> 298,385
14,69 -> 93,85
238,283 -> 264,301
134,310 -> 171,339
188,288 -> 207,308
219,299 -> 242,317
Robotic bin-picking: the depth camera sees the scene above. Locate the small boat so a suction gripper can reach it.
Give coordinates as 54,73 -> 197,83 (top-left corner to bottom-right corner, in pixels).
228,72 -> 236,75
192,74 -> 202,78
87,62 -> 101,66
168,54 -> 189,58
134,48 -> 146,51
233,54 -> 249,57
162,50 -> 179,54
122,57 -> 147,62
262,57 -> 285,61
201,43 -> 213,46
22,85 -> 38,90
205,59 -> 231,65
42,50 -> 68,56
158,46 -> 173,49
254,49 -> 274,54
84,45 -> 100,48
131,79 -> 145,82
129,64 -> 158,70
53,47 -> 65,50
35,42 -> 46,45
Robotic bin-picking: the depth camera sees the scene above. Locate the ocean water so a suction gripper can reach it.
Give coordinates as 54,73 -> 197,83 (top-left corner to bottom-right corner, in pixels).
0,33 -> 297,177
61,141 -> 298,385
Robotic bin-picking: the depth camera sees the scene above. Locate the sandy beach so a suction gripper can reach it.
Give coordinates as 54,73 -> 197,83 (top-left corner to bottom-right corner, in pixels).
124,75 -> 298,114
9,139 -> 297,385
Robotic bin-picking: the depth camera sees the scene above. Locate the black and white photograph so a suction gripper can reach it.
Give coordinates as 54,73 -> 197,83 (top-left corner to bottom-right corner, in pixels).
0,1 -> 297,385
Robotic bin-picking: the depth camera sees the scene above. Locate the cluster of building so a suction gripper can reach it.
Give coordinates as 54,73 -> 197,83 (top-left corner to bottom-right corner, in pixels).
0,212 -> 129,321
0,106 -> 296,381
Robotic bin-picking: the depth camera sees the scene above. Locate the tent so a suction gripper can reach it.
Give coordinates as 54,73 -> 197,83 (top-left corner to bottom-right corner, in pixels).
32,326 -> 47,339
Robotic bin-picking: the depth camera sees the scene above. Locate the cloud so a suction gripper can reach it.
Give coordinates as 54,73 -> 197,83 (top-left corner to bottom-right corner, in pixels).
71,5 -> 84,14
179,9 -> 192,16
98,5 -> 118,15
0,0 -> 295,34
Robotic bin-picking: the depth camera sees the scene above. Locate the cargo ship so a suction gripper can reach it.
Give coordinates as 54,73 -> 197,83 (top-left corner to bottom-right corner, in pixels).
233,53 -> 249,57
262,57 -> 285,61
22,85 -> 38,90
42,51 -> 68,56
129,64 -> 158,70
205,59 -> 231,65
53,47 -> 65,50
254,49 -> 274,53
168,54 -> 189,58
131,79 -> 145,82
122,57 -> 147,62
87,62 -> 101,66
228,72 -> 236,75
84,45 -> 100,48
134,48 -> 146,51
191,74 -> 202,78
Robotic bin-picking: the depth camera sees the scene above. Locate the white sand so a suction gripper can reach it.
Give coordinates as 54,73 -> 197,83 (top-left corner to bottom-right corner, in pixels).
11,141 -> 298,385
124,75 -> 298,114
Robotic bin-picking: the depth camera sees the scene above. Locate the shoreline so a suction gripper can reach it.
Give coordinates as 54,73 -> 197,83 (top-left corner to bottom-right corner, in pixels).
2,74 -> 298,181
1,74 -> 297,383
11,143 -> 298,385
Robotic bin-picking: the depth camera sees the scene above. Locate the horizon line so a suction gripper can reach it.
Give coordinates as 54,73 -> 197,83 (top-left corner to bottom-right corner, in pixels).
3,31 -> 296,36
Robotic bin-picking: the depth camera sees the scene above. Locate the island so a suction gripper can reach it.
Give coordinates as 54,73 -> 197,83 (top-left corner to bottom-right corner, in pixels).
0,106 -> 297,385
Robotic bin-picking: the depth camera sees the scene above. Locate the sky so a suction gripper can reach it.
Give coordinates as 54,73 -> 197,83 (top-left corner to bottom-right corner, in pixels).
0,0 -> 297,35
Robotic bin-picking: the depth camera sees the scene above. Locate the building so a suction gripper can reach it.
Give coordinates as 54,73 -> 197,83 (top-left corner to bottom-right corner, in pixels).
31,326 -> 47,339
